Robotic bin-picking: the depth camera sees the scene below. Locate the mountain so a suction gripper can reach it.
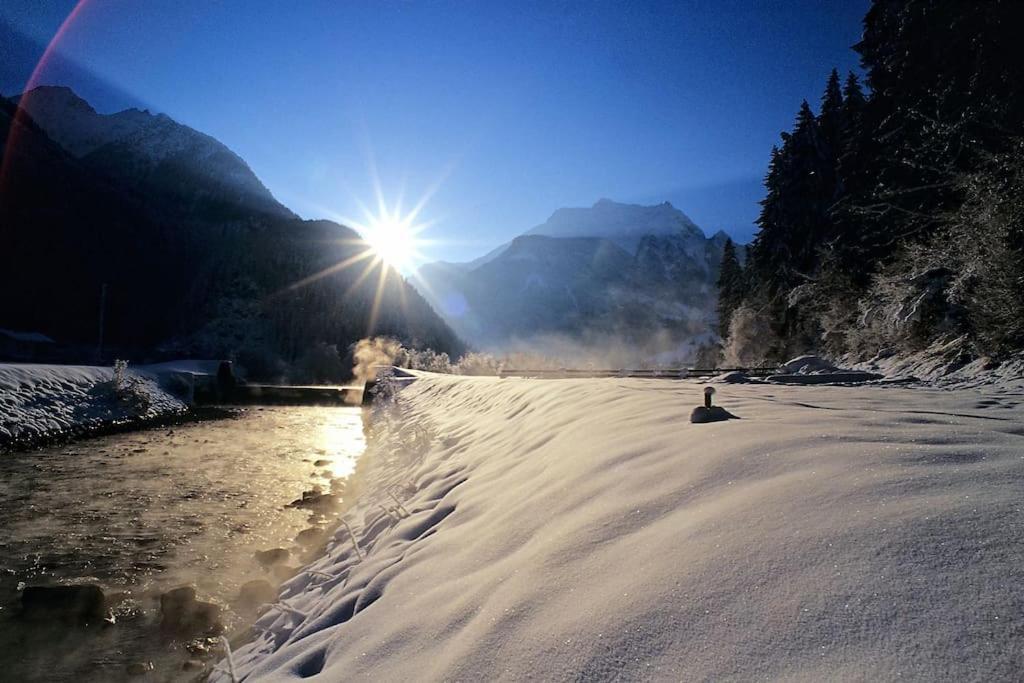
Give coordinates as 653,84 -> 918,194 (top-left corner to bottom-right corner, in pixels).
0,89 -> 463,377
415,200 -> 731,363
10,86 -> 294,220
526,198 -> 703,252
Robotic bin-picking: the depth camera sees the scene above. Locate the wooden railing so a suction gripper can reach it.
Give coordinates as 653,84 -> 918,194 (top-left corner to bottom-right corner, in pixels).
495,367 -> 777,379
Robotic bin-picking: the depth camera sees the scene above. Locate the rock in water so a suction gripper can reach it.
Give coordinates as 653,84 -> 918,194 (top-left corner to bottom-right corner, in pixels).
125,661 -> 154,676
21,584 -> 106,623
254,548 -> 290,567
236,580 -> 276,609
295,526 -> 326,547
159,586 -> 222,635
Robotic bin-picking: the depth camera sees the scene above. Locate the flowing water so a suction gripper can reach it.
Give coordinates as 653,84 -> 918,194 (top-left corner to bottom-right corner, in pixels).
0,406 -> 367,681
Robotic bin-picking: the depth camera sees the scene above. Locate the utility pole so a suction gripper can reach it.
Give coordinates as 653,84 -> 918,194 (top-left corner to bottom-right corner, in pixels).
96,283 -> 107,364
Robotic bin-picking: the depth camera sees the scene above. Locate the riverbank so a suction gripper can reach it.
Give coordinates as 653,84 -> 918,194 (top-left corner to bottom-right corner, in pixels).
216,372 -> 1024,681
0,363 -> 191,452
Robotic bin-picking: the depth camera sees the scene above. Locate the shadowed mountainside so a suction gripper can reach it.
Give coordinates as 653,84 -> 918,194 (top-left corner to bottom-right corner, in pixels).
0,91 -> 463,376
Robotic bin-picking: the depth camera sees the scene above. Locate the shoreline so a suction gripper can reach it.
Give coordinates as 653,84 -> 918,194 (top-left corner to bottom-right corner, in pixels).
0,405 -> 239,455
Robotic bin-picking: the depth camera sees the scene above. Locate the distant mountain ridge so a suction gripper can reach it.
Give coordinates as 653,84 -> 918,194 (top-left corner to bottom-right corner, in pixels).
526,198 -> 704,252
416,199 -> 733,363
10,86 -> 294,220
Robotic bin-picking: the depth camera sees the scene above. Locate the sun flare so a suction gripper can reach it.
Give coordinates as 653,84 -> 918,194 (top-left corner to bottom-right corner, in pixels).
363,211 -> 418,270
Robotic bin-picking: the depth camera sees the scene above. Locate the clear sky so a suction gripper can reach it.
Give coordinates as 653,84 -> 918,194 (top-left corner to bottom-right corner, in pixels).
1,0 -> 869,264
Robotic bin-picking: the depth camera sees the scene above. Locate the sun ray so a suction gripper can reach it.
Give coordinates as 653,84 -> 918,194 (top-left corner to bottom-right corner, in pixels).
271,247 -> 376,298
367,258 -> 392,335
344,255 -> 384,298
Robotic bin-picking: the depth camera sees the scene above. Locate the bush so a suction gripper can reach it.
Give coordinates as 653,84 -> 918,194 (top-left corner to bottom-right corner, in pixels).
453,352 -> 503,375
109,359 -> 152,413
723,304 -> 780,367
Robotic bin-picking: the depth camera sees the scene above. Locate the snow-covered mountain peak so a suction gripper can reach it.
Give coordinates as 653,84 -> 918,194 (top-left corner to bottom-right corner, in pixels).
10,86 -> 292,218
527,198 -> 704,251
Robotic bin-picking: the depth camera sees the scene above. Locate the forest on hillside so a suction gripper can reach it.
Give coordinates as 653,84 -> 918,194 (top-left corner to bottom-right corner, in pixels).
717,0 -> 1023,367
0,95 -> 463,380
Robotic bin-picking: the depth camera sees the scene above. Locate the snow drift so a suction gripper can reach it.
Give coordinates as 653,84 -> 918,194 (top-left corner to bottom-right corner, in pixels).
0,363 -> 185,449
216,373 -> 1024,680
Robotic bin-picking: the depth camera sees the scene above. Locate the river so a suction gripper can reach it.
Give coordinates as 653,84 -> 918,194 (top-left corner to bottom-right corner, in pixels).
0,405 -> 367,681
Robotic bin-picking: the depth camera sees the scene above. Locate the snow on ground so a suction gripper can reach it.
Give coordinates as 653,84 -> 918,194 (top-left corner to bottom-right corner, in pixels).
851,337 -> 1024,392
216,372 -> 1024,681
0,363 -> 185,449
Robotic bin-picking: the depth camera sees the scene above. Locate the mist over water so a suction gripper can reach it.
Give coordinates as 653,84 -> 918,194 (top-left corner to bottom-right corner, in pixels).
0,406 -> 366,681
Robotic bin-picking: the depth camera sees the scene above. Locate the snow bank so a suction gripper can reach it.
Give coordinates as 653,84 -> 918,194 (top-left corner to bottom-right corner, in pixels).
138,359 -> 224,376
852,338 -> 1024,391
217,373 -> 1024,680
0,363 -> 186,450
778,354 -> 838,374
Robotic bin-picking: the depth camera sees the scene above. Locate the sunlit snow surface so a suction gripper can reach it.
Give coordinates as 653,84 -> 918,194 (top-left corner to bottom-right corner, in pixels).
216,374 -> 1024,681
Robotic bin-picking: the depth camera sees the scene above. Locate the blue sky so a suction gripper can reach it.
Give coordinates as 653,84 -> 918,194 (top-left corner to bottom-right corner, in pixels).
1,0 -> 868,263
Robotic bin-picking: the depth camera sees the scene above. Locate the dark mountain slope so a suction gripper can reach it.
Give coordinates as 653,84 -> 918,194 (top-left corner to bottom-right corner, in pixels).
11,86 -> 293,222
0,93 -> 463,372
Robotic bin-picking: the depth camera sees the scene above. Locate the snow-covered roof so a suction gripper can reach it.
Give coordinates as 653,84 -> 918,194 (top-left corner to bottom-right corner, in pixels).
0,328 -> 55,343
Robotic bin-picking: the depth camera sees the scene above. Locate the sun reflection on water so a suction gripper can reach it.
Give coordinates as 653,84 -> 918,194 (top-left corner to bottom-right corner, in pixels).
317,408 -> 368,479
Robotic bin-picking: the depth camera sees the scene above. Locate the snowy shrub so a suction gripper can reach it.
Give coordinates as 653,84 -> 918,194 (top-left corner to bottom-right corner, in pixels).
112,359 -> 129,392
942,141 -> 1024,355
109,360 -> 152,413
692,342 -> 724,369
453,352 -> 503,375
849,245 -> 966,357
398,347 -> 452,373
369,367 -> 401,404
723,304 -> 779,367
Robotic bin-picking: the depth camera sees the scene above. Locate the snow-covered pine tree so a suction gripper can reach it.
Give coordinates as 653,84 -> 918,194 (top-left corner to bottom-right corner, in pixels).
715,238 -> 744,339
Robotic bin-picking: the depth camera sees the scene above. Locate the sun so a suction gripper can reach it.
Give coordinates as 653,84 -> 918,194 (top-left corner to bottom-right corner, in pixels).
363,211 -> 418,270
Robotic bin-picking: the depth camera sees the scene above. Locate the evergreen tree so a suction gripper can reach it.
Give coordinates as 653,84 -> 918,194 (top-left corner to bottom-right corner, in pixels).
849,0 -> 1024,257
750,101 -> 831,291
841,72 -> 865,124
817,68 -> 844,167
715,238 -> 744,338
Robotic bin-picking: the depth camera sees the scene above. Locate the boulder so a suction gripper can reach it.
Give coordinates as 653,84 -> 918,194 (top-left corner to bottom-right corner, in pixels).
236,579 -> 276,609
21,584 -> 106,623
125,661 -> 154,676
254,548 -> 290,567
295,527 -> 326,546
286,491 -> 339,512
159,586 -> 222,635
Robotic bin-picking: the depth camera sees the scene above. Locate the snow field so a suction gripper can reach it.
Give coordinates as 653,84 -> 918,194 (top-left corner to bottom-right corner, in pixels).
218,373 -> 1024,681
